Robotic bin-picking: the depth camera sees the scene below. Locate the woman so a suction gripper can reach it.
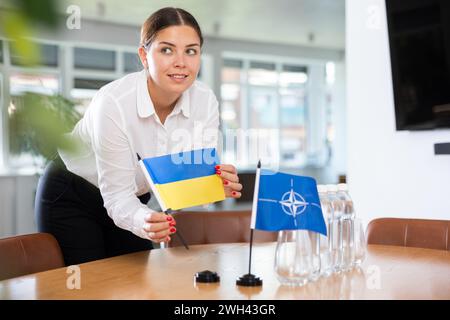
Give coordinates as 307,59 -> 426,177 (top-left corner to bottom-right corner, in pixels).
35,7 -> 242,266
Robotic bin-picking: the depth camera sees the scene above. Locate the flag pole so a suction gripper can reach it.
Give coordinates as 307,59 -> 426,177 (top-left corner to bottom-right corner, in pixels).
248,228 -> 254,275
236,160 -> 262,287
165,208 -> 189,250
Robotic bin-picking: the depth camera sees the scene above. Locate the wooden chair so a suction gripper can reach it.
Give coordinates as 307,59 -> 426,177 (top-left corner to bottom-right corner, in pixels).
366,218 -> 449,251
0,233 -> 65,281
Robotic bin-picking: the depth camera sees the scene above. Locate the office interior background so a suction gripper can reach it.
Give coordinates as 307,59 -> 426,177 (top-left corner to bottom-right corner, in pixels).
0,0 -> 449,239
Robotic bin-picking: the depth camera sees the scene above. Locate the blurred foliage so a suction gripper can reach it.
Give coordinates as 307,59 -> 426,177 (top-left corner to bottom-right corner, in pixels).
1,0 -> 59,66
14,0 -> 59,28
2,0 -> 82,165
2,11 -> 39,66
9,93 -> 82,163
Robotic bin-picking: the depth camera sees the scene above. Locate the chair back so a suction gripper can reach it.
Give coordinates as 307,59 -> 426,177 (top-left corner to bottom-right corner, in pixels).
169,210 -> 277,247
366,218 -> 449,250
0,233 -> 65,281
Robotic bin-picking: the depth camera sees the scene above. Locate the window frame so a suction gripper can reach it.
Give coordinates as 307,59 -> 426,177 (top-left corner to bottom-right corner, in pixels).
221,51 -> 327,170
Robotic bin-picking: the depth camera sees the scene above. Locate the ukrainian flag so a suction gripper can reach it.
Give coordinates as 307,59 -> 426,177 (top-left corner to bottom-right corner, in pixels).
139,148 -> 226,210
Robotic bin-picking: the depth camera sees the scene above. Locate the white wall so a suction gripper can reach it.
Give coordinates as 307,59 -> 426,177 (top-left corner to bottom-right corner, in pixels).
325,62 -> 347,184
346,0 -> 450,226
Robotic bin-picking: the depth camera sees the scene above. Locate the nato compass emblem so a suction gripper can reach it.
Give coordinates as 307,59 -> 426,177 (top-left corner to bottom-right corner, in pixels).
259,178 -> 321,226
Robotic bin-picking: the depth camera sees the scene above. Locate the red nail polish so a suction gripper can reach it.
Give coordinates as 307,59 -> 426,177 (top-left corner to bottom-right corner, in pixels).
216,170 -> 221,175
170,227 -> 176,233
224,180 -> 229,185
215,165 -> 220,170
166,216 -> 173,221
232,191 -> 237,196
169,221 -> 176,227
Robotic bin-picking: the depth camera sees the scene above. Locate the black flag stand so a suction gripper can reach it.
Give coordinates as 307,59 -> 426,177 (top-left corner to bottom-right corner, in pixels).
236,161 -> 263,287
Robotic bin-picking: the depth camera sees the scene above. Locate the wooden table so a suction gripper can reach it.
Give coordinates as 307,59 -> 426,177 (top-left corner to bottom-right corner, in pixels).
1,243 -> 449,299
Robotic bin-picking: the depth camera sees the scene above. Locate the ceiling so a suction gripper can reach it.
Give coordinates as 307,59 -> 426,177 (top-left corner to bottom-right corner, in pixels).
56,0 -> 345,49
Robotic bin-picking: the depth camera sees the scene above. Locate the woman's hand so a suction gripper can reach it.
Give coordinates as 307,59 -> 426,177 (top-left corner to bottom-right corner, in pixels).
142,212 -> 177,242
215,164 -> 242,198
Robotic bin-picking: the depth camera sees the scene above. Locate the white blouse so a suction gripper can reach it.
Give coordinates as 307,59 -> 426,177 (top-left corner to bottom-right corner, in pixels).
59,70 -> 219,240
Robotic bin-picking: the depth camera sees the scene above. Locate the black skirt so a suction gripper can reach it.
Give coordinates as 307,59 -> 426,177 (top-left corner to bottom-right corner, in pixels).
35,157 -> 153,266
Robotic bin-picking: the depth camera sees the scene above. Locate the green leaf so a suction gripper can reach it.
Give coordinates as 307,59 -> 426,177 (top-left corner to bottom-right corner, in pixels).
9,93 -> 82,163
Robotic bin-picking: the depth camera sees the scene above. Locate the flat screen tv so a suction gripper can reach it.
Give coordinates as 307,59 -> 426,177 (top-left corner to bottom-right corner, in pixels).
386,0 -> 450,130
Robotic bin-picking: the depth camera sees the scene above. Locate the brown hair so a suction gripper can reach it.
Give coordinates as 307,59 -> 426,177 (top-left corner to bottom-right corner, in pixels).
140,7 -> 204,48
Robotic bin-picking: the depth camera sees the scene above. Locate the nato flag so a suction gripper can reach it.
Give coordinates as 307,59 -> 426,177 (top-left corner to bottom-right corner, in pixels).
251,169 -> 327,236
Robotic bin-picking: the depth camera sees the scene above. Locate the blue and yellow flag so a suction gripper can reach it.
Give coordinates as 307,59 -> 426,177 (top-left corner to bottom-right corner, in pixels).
139,148 -> 226,210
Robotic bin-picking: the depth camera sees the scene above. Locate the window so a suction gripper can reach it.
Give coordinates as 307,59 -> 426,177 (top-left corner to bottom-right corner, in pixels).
248,61 -> 277,86
221,57 -> 312,169
10,42 -> 58,67
248,62 -> 278,129
279,64 -> 308,167
1,42 -> 149,170
9,73 -> 59,96
71,78 -> 113,114
248,86 -> 278,128
221,59 -> 243,131
74,47 -> 115,71
8,73 -> 60,168
124,52 -> 141,73
73,78 -> 111,90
